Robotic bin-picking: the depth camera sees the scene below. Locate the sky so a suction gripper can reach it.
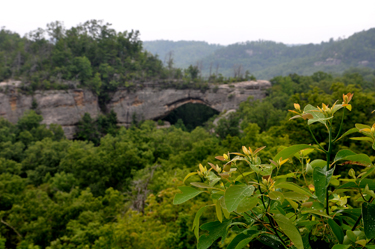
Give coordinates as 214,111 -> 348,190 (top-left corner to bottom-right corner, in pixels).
1,0 -> 375,45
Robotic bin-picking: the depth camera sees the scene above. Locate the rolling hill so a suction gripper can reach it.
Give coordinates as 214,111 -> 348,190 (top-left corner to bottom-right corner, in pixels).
143,28 -> 375,79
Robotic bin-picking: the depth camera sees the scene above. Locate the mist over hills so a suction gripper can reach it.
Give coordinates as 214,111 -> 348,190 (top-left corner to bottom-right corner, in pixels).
142,40 -> 223,69
143,28 -> 375,80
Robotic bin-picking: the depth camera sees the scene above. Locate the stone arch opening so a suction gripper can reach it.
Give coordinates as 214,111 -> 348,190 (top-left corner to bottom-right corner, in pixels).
160,100 -> 219,131
164,97 -> 219,113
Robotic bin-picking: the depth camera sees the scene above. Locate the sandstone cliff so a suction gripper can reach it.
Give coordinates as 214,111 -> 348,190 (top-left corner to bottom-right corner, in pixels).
0,81 -> 100,139
0,80 -> 271,138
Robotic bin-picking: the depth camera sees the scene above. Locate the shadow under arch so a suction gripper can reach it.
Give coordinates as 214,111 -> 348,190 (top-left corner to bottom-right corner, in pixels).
160,99 -> 219,131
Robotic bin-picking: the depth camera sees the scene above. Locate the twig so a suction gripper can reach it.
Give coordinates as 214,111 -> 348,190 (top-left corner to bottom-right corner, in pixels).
1,219 -> 22,238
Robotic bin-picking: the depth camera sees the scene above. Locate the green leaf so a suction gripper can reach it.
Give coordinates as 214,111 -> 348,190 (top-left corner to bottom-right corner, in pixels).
258,234 -> 284,249
173,186 -> 204,204
334,150 -> 372,166
274,173 -> 295,179
268,191 -> 285,203
283,192 -> 309,201
313,166 -> 334,204
307,116 -> 333,125
251,164 -> 274,176
341,209 -> 362,221
237,195 -> 259,213
225,185 -> 255,212
334,149 -> 357,162
335,127 -> 358,142
338,179 -> 375,189
364,184 -> 375,198
274,182 -> 313,197
344,154 -> 372,166
207,171 -> 222,186
286,198 -> 298,210
227,230 -> 260,249
362,202 -> 375,239
301,210 -> 332,219
358,167 -> 375,180
356,123 -> 371,130
331,103 -> 343,115
233,238 -> 252,249
190,182 -> 221,190
193,206 -> 208,240
350,137 -> 374,142
273,213 -> 304,249
234,171 -> 255,182
346,230 -> 357,242
310,159 -> 327,169
328,219 -> 344,244
198,220 -> 231,249
183,172 -> 198,183
332,245 -> 351,249
274,144 -> 314,162
219,196 -> 231,219
304,104 -> 329,126
214,199 -> 223,222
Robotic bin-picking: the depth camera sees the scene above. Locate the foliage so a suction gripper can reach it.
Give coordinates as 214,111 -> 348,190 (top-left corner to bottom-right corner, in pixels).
177,93 -> 375,248
2,71 -> 375,248
143,29 -> 375,80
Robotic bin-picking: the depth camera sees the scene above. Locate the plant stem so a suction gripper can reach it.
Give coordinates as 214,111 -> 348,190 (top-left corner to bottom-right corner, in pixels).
326,124 -> 333,215
237,167 -> 250,185
255,173 -> 288,248
352,214 -> 362,231
268,214 -> 288,249
308,126 -> 326,152
333,108 -> 345,142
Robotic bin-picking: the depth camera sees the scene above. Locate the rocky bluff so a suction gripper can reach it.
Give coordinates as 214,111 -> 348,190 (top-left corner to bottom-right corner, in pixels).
0,80 -> 271,138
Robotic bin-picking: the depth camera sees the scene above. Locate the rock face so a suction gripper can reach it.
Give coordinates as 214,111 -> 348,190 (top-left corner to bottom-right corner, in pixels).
0,80 -> 271,138
107,80 -> 271,126
0,84 -> 100,139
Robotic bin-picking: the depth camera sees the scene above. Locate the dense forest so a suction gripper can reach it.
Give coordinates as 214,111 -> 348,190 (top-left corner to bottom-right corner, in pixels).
143,29 -> 375,79
1,21 -> 375,248
1,69 -> 375,248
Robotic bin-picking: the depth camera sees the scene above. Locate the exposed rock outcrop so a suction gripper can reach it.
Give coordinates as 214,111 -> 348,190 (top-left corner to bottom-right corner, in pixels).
0,83 -> 100,138
0,80 -> 271,138
108,80 -> 271,126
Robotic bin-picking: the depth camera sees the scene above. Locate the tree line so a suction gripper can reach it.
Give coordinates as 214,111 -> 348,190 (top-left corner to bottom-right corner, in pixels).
1,70 -> 375,248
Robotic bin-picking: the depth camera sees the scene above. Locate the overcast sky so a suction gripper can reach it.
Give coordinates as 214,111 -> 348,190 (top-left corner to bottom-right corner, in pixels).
2,0 -> 375,45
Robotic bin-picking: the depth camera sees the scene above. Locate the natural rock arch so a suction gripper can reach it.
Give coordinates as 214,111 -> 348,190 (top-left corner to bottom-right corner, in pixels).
160,97 -> 218,120
107,80 -> 271,126
0,80 -> 271,137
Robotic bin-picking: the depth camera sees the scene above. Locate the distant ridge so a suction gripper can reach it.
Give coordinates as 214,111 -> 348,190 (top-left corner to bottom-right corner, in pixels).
143,28 -> 375,79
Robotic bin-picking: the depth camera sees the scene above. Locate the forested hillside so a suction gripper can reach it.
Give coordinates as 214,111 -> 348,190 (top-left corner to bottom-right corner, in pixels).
1,70 -> 375,248
143,28 -> 375,79
0,20 -> 166,93
0,21 -> 252,111
1,21 -> 375,248
143,40 -> 223,69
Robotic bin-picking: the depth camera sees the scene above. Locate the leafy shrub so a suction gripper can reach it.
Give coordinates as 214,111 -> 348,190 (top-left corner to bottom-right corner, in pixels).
175,93 -> 375,249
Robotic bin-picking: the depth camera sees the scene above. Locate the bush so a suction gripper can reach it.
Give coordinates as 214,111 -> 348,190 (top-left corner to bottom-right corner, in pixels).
175,93 -> 375,248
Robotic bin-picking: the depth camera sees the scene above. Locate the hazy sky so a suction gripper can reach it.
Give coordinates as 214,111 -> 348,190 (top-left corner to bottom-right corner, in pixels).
2,0 -> 375,45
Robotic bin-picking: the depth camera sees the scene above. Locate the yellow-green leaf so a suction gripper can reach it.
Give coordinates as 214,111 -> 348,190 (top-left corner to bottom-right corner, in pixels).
225,185 -> 255,212
273,214 -> 304,249
183,172 -> 198,183
214,199 -> 223,222
274,182 -> 313,197
192,206 -> 209,240
173,186 -> 204,204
